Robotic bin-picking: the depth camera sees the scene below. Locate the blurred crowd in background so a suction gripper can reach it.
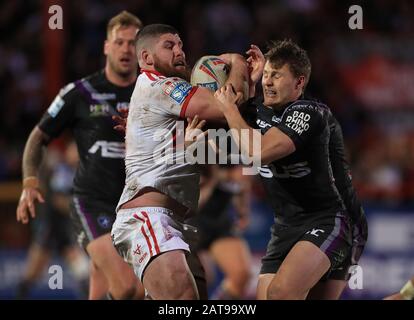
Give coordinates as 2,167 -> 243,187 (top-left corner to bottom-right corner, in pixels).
0,0 -> 413,299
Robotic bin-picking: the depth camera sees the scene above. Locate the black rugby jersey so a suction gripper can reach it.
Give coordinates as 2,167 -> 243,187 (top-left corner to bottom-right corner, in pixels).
327,113 -> 365,223
246,98 -> 346,222
38,70 -> 135,205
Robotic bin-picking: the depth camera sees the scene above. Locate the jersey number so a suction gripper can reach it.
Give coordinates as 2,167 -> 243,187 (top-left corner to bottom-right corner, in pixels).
259,162 -> 311,179
88,141 -> 125,159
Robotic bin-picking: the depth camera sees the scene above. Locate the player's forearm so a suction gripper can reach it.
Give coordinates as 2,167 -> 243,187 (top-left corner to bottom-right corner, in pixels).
222,106 -> 261,164
249,83 -> 256,99
22,127 -> 49,180
223,54 -> 249,103
260,128 -> 296,165
223,106 -> 294,165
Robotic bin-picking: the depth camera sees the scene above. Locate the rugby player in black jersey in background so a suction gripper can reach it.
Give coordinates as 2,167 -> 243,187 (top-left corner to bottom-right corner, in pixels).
16,11 -> 145,300
16,141 -> 89,299
215,40 -> 368,299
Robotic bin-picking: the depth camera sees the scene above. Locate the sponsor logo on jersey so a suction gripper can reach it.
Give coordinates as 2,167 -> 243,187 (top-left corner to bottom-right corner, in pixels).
160,78 -> 180,92
88,140 -> 125,158
162,80 -> 175,95
48,83 -> 75,117
196,81 -> 218,91
272,115 -> 281,123
163,80 -> 192,104
290,104 -> 311,110
91,93 -> 116,100
305,228 -> 325,237
290,103 -> 318,112
116,102 -> 129,112
256,119 -> 272,129
90,104 -> 111,116
97,214 -> 112,229
285,110 -> 311,135
258,162 -> 311,179
48,96 -> 65,118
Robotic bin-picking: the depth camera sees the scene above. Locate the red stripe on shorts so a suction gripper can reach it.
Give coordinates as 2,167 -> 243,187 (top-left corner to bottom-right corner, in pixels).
133,213 -> 153,256
133,213 -> 144,222
141,211 -> 161,254
140,225 -> 153,256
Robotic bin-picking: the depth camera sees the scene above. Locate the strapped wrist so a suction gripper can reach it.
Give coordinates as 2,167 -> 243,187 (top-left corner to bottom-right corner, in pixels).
23,176 -> 39,189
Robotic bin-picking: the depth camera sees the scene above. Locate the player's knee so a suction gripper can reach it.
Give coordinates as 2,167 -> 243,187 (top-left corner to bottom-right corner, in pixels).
108,272 -> 141,300
143,251 -> 198,299
175,285 -> 198,300
111,282 -> 137,300
121,285 -> 139,300
267,282 -> 304,300
267,283 -> 289,300
154,265 -> 197,299
169,269 -> 198,299
228,266 -> 251,290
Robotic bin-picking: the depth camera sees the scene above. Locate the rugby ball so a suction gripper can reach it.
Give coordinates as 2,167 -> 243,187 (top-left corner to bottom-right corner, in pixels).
190,55 -> 229,92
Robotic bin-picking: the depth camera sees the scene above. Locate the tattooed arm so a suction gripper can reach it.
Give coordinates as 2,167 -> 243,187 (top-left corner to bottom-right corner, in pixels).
16,126 -> 50,224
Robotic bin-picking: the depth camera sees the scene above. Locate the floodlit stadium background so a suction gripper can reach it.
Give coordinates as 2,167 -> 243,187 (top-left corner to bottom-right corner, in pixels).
0,0 -> 413,299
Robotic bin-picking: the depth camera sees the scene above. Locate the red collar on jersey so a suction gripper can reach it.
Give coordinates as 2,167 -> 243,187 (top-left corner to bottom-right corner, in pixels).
140,69 -> 163,77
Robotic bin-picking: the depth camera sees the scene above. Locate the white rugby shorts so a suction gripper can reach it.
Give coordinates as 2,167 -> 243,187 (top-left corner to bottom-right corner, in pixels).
111,207 -> 190,280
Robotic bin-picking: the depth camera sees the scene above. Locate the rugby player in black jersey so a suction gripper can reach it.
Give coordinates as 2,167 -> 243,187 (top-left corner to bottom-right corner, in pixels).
16,11 -> 145,300
215,40 -> 368,299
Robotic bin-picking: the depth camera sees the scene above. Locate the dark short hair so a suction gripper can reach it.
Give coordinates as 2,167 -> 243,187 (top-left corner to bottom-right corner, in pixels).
135,24 -> 179,49
265,39 -> 311,88
106,11 -> 143,39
